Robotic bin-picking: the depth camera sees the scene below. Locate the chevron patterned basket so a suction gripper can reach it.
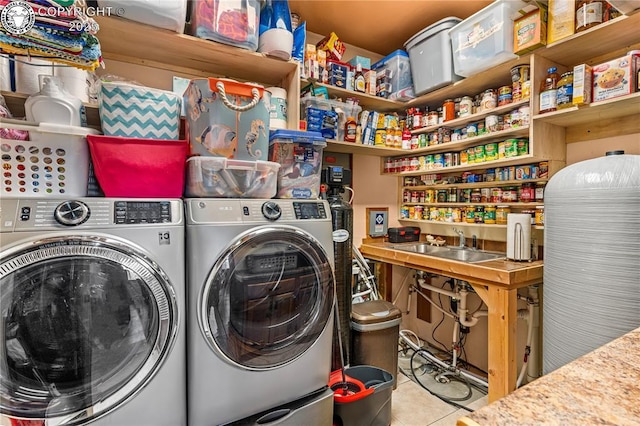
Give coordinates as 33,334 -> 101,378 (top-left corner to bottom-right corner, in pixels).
98,82 -> 181,140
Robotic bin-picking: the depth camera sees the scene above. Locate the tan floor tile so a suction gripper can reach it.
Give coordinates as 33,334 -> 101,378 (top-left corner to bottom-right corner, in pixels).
391,379 -> 457,426
428,408 -> 471,426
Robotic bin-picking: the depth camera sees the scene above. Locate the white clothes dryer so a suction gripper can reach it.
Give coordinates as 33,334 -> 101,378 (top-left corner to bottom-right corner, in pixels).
0,198 -> 186,426
185,199 -> 335,425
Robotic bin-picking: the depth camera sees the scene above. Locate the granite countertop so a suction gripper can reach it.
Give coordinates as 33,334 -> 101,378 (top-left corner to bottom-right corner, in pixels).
457,327 -> 640,425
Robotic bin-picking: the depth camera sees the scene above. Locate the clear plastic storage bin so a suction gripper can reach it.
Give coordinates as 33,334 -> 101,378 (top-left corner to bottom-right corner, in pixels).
300,96 -> 361,141
371,49 -> 415,101
185,157 -> 280,198
268,130 -> 326,199
404,17 -> 463,96
449,0 -> 532,77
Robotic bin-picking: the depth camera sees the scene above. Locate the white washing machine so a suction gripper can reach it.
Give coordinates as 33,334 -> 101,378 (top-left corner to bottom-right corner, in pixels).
0,198 -> 186,426
185,198 -> 335,425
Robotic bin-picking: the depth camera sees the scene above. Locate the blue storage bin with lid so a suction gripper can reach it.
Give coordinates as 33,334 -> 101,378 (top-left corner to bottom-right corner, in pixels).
268,130 -> 326,199
371,50 -> 415,101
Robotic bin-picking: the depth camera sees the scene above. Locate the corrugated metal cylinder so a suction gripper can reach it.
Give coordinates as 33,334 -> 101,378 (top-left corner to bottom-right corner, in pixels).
543,152 -> 640,373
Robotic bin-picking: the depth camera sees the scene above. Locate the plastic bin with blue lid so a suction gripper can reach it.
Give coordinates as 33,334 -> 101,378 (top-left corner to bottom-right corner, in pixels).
371,50 -> 415,101
268,130 -> 326,199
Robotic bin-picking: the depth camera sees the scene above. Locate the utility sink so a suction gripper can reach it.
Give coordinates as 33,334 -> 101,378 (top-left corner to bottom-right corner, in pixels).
390,243 -> 505,263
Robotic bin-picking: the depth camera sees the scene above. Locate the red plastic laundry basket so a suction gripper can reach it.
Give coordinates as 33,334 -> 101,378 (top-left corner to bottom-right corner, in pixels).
87,135 -> 188,198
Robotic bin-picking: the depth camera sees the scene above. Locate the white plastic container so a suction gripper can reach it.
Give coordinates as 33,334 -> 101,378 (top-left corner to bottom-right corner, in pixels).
97,0 -> 187,33
265,87 -> 287,130
0,119 -> 100,197
404,17 -> 463,96
25,75 -> 86,127
449,0 -> 532,77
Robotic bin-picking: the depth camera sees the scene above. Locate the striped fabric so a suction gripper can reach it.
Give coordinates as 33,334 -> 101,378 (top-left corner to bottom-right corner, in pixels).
98,82 -> 181,140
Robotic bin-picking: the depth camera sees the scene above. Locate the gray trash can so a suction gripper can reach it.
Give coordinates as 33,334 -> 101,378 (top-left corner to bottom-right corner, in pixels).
350,300 -> 402,389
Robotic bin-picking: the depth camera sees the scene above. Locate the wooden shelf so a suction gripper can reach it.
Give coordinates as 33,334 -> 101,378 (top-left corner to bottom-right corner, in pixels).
398,219 -> 508,228
3,91 -> 101,129
401,202 -> 542,208
395,127 -> 530,157
94,16 -> 298,87
301,80 -> 405,112
402,178 -> 548,190
406,55 -> 532,109
387,154 -> 537,177
532,92 -> 640,126
535,14 -> 640,66
325,140 -> 411,156
411,99 -> 530,135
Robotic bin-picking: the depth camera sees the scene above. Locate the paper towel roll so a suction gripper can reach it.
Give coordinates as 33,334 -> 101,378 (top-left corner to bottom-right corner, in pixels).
506,213 -> 532,261
15,58 -> 54,94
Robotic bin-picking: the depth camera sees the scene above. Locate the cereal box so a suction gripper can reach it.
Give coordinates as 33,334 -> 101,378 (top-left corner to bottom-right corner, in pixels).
592,53 -> 640,103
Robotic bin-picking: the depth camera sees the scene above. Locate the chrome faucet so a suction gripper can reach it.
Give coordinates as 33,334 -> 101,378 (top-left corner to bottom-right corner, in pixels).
453,228 -> 466,248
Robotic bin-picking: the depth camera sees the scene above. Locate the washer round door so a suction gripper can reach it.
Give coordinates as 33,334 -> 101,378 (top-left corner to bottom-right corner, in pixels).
0,236 -> 177,425
201,225 -> 334,370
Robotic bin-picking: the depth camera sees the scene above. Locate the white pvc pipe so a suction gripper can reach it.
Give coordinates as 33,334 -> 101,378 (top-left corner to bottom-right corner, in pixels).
413,286 -> 456,319
418,279 -> 458,299
516,302 -> 535,388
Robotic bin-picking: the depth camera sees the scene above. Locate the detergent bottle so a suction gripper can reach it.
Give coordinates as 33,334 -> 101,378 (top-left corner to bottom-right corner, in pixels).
25,74 -> 86,126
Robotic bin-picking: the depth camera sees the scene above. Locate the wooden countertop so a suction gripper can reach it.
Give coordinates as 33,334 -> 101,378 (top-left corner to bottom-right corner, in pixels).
457,327 -> 640,425
359,242 -> 543,289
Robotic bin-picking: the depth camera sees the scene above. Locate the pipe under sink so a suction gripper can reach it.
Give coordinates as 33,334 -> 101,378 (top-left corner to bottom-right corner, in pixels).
390,243 -> 505,263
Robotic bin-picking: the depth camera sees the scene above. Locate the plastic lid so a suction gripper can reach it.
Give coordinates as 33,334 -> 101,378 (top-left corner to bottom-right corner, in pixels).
404,17 -> 462,49
351,300 -> 402,324
548,67 -> 557,73
371,49 -> 409,69
269,129 -> 326,145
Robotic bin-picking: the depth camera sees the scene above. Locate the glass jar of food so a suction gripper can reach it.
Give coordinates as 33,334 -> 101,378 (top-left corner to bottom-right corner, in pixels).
502,186 -> 518,202
576,0 -> 604,32
443,99 -> 455,121
481,89 -> 497,111
535,205 -> 545,225
465,206 -> 476,223
496,205 -> 511,225
470,188 -> 482,203
484,205 -> 496,224
459,96 -> 473,117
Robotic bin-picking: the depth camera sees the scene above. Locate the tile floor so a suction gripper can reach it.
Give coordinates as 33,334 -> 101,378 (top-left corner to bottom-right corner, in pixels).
391,371 -> 488,426
390,350 -> 489,426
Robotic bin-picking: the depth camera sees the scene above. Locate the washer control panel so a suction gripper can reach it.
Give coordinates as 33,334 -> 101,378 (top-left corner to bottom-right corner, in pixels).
293,202 -> 327,220
114,201 -> 172,224
1,199 -> 182,231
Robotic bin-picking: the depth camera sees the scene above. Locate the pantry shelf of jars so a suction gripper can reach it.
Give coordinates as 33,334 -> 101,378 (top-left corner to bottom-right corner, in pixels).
375,11 -> 640,231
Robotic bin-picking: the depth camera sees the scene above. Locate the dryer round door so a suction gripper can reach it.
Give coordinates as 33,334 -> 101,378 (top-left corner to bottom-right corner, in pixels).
200,225 -> 334,370
0,236 -> 178,425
